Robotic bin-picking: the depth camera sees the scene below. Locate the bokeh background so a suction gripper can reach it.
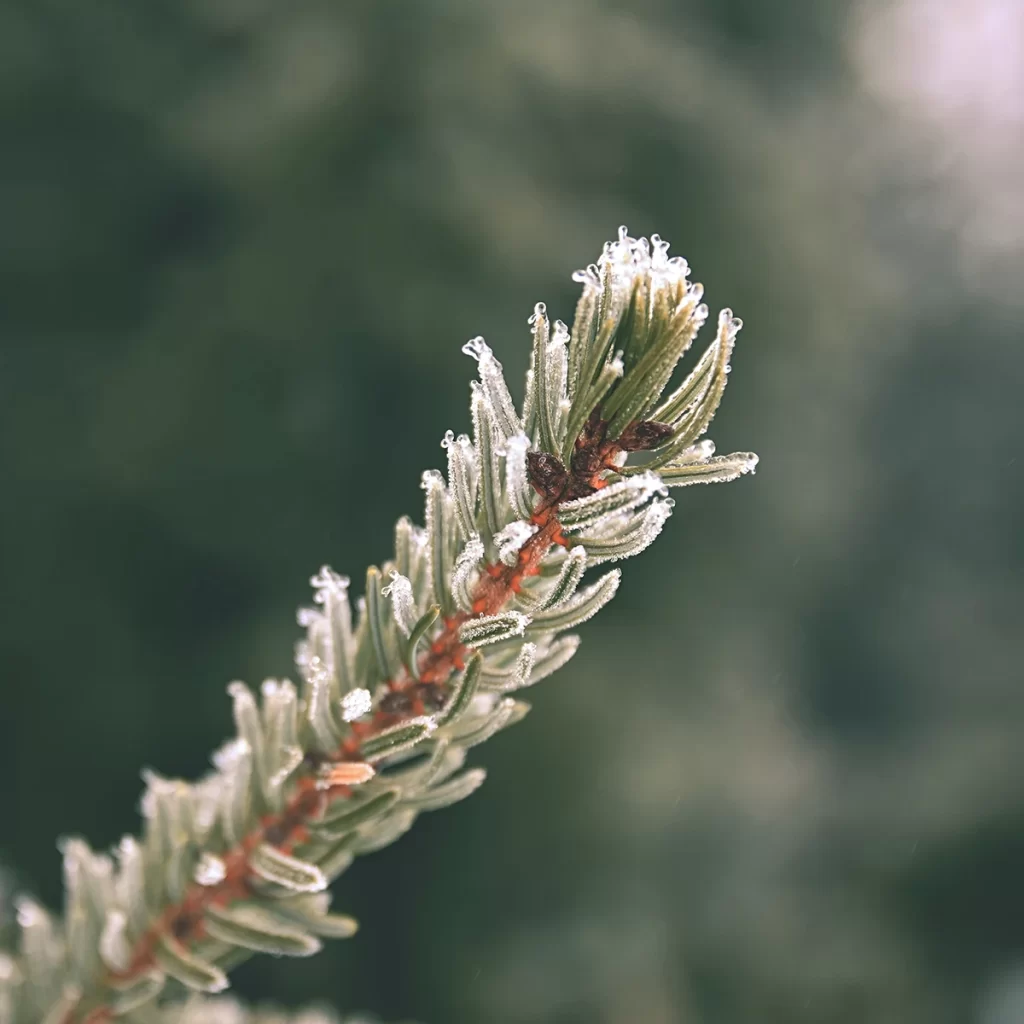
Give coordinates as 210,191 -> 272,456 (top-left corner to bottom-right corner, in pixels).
2,1 -> 1022,1022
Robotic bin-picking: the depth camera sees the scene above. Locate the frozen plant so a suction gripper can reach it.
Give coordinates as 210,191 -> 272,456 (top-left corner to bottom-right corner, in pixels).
0,228 -> 757,1024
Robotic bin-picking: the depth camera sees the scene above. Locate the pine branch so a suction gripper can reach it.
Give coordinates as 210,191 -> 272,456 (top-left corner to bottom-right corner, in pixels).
0,228 -> 758,1024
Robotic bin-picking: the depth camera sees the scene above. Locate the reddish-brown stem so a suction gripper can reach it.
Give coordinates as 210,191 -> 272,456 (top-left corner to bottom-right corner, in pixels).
75,421 -> 633,1022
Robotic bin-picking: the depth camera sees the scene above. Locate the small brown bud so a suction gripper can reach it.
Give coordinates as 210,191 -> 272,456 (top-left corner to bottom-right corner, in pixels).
526,451 -> 569,503
378,691 -> 414,714
615,419 -> 675,452
262,820 -> 292,845
414,682 -> 448,711
570,446 -> 604,480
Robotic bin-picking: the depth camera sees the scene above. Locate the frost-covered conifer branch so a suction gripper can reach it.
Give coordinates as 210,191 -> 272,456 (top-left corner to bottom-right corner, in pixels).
0,228 -> 757,1024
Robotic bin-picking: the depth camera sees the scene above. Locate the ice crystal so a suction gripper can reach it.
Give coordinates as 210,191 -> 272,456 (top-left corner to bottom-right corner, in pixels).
340,687 -> 373,722
194,854 -> 227,887
494,520 -> 538,566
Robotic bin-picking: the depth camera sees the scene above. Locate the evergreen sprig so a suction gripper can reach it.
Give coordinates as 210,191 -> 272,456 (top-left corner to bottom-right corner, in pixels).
0,228 -> 757,1024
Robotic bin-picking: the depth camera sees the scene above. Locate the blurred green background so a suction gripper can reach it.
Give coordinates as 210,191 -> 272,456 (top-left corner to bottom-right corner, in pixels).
2,1 -> 1022,1022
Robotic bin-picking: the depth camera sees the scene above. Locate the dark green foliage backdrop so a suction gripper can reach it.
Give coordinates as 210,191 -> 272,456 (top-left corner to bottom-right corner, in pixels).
2,2 -> 1022,1022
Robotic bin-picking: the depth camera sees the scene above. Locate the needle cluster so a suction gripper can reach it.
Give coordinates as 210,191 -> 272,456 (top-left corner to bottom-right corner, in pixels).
0,228 -> 757,1024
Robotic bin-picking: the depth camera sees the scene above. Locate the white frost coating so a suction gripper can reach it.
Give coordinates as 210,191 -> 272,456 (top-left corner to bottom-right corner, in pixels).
315,566 -> 355,691
504,432 -> 535,519
351,808 -> 417,856
268,745 -> 304,789
459,610 -> 530,646
535,544 -> 587,610
530,302 -> 560,452
528,570 -> 621,632
219,754 -> 254,847
529,634 -> 581,684
444,430 -> 478,538
718,306 -> 744,341
191,775 -> 221,841
577,494 -> 674,560
462,335 -> 521,439
549,320 -> 570,379
138,768 -> 183,826
451,696 -> 517,748
521,365 -> 537,434
227,682 -> 262,765
460,336 -> 486,359
193,853 -> 227,887
480,641 -> 537,692
210,740 -> 252,836
98,910 -> 131,972
15,898 -> 43,929
304,655 -> 342,752
137,774 -> 159,822
408,523 -> 430,556
261,678 -> 298,731
558,472 -> 667,531
576,505 -> 638,541
382,570 -> 417,636
642,496 -> 674,537
211,737 -> 250,772
558,396 -> 571,418
652,308 -> 740,449
494,519 -> 538,566
301,567 -> 355,689
421,468 -> 450,608
571,261 -> 602,288
340,687 -> 373,722
295,606 -> 319,629
408,766 -> 487,811
309,565 -> 350,605
468,692 -> 499,717
261,680 -> 300,778
661,452 -> 759,488
653,335 -> 719,425
420,468 -> 446,491
450,532 -> 485,612
544,321 -> 570,441
61,840 -> 115,978
671,439 -> 716,464
596,226 -> 702,310
112,836 -> 144,914
567,228 -> 722,442
471,384 -> 503,539
572,227 -> 698,342
226,679 -> 252,703
588,498 -> 674,564
690,301 -> 711,330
